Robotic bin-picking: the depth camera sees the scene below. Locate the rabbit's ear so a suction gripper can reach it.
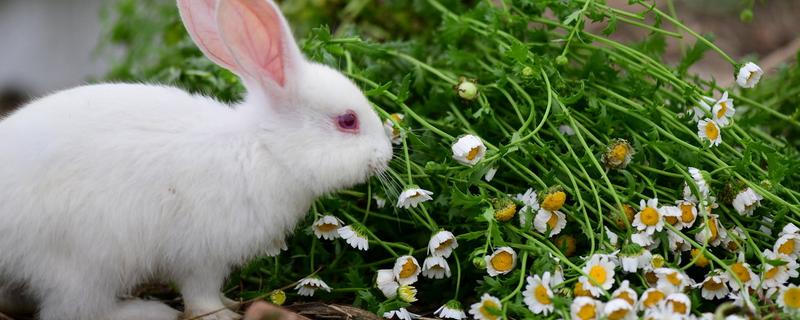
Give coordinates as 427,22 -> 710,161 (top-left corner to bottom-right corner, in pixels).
215,0 -> 303,89
177,0 -> 239,71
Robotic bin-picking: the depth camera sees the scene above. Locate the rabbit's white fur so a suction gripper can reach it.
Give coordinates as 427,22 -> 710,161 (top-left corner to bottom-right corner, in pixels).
0,0 -> 392,319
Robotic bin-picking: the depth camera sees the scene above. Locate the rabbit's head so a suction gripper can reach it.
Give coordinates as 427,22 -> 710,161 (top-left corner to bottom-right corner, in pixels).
178,0 -> 392,195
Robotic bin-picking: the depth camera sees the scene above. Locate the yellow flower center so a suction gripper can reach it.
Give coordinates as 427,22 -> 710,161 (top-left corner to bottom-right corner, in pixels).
479,300 -> 500,320
669,300 -> 688,314
494,204 -> 517,222
640,207 -> 660,226
576,303 -> 597,320
490,251 -> 514,272
609,144 -> 628,165
705,121 -> 719,141
708,218 -> 719,241
665,216 -> 678,225
607,308 -> 629,320
574,282 -> 591,297
717,101 -> 728,118
316,223 -> 338,232
680,203 -> 695,223
399,259 -> 418,278
784,287 -> 800,309
541,191 -> 566,211
588,265 -> 608,285
691,249 -> 710,268
614,291 -> 635,306
547,213 -> 559,230
645,271 -> 658,285
436,239 -> 454,252
731,262 -> 752,283
390,113 -> 403,122
643,290 -> 665,308
765,266 -> 781,280
466,146 -> 482,161
534,284 -> 551,305
779,239 -> 796,255
666,272 -> 682,286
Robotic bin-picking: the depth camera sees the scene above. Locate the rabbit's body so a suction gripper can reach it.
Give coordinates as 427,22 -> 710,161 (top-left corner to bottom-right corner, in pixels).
0,0 -> 392,318
0,83 -> 310,318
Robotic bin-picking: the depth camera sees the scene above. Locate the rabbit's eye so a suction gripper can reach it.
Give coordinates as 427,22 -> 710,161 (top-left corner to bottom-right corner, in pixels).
336,111 -> 359,133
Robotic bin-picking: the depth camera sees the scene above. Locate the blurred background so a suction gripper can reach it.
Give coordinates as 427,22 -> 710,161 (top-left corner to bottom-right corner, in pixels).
1,0 -> 798,116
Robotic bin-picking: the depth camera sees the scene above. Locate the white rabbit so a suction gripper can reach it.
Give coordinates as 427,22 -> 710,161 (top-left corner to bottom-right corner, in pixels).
0,0 -> 392,319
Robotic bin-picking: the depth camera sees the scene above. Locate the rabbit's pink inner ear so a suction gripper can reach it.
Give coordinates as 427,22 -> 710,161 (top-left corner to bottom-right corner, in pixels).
177,0 -> 240,72
216,0 -> 292,87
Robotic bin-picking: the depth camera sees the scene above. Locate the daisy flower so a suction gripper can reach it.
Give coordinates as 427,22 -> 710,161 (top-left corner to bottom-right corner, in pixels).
428,230 -> 458,258
484,167 -> 498,182
655,268 -> 692,293
611,280 -> 638,306
695,214 -> 726,247
775,223 -> 800,258
667,230 -> 691,252
674,200 -> 698,229
732,187 -> 762,216
269,289 -> 286,305
631,231 -> 659,249
727,253 -> 760,292
383,308 -> 418,320
338,225 -> 369,251
688,167 -> 710,199
570,297 -> 602,320
665,293 -> 691,316
661,205 -> 682,228
451,134 -> 486,166
573,281 -> 593,297
778,284 -> 800,313
642,303 -> 682,320
533,208 -> 566,236
376,269 -> 399,299
393,255 -> 421,285
698,118 -> 722,147
559,124 -> 576,136
294,276 -> 332,297
762,249 -> 799,289
396,187 -> 433,209
383,113 -> 405,145
603,298 -> 635,320
639,288 -> 667,310
602,139 -> 634,170
579,254 -> 616,297
605,227 -> 619,247
736,62 -> 763,88
523,272 -> 555,315
711,91 -> 735,126
540,189 -> 567,212
723,226 -> 746,252
469,293 -> 502,320
515,188 -> 539,217
632,198 -> 663,235
493,198 -> 517,222
435,300 -> 467,320
312,215 -> 344,240
397,285 -> 417,303
373,195 -> 386,208
485,247 -> 516,276
689,95 -> 714,123
620,245 -> 651,273
421,256 -> 451,279
698,271 -> 730,300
